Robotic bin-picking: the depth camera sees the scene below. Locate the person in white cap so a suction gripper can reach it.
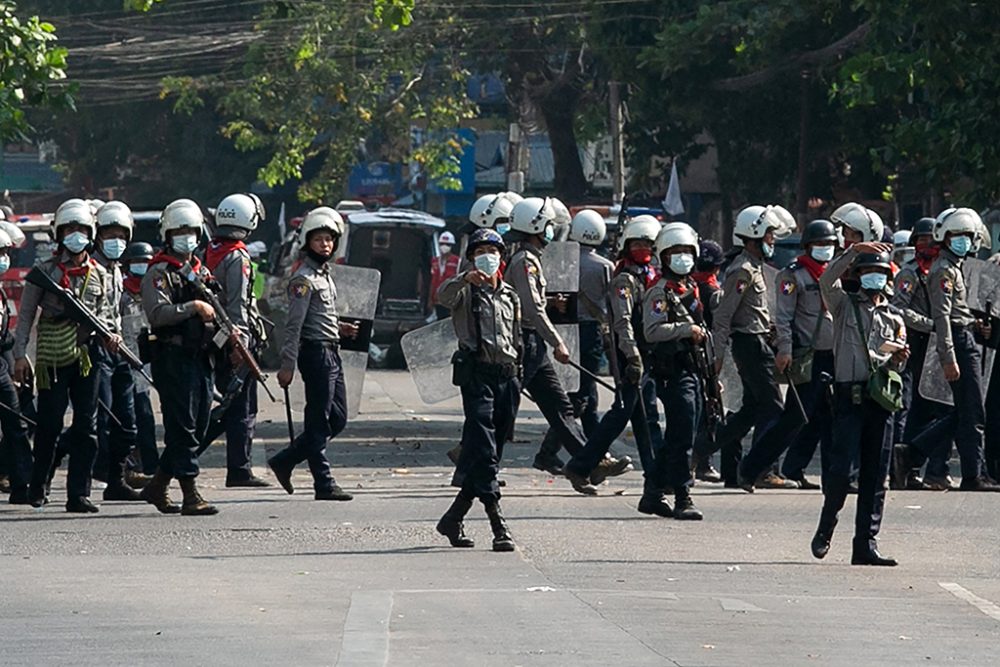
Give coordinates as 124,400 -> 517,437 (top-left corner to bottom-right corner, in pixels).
430,231 -> 461,320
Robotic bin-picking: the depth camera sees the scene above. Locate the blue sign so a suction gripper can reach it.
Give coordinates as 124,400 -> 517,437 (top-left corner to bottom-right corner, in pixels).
348,162 -> 403,198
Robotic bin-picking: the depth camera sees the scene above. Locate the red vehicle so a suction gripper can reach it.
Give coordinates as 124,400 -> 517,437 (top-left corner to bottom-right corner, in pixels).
3,216 -> 56,328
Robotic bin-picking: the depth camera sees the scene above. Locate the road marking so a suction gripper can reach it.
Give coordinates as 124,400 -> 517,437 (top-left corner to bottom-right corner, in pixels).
337,590 -> 393,667
939,583 -> 1000,622
718,598 -> 766,612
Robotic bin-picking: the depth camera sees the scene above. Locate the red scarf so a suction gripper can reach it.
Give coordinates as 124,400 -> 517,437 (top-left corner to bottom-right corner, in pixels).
57,260 -> 93,288
691,270 -> 719,290
915,246 -> 939,275
664,278 -> 699,298
150,251 -> 202,272
205,239 -> 247,272
123,274 -> 143,294
796,254 -> 827,282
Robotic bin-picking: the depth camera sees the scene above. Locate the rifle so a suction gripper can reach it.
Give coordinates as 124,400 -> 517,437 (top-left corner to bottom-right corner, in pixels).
25,266 -> 153,384
178,262 -> 276,404
0,398 -> 37,428
691,331 -> 725,443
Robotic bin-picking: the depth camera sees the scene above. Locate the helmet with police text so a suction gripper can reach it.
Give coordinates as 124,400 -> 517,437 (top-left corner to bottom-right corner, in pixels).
510,197 -> 556,236
122,241 -> 155,263
465,228 -> 506,259
159,199 -> 204,241
932,207 -> 981,243
732,204 -> 795,245
830,202 -> 884,243
215,193 -> 264,235
54,198 -> 97,238
655,222 -> 700,258
569,209 -> 606,246
801,220 -> 838,247
298,206 -> 345,245
96,201 -> 134,241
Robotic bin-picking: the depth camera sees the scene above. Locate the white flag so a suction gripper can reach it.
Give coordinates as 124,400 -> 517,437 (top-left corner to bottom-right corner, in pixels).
662,160 -> 684,216
277,202 -> 287,239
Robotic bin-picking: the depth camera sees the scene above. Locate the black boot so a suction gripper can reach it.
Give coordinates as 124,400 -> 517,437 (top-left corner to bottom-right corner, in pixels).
811,516 -> 837,560
436,493 -> 474,547
483,499 -> 515,552
673,487 -> 703,521
104,465 -> 143,502
851,539 -> 897,566
637,492 -> 673,518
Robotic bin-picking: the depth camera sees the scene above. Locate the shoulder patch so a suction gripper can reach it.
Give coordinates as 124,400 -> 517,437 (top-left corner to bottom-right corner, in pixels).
735,279 -> 748,294
940,277 -> 953,295
780,280 -> 796,295
617,285 -> 631,301
898,278 -> 913,294
651,298 -> 667,315
153,276 -> 166,290
526,262 -> 539,277
288,280 -> 310,299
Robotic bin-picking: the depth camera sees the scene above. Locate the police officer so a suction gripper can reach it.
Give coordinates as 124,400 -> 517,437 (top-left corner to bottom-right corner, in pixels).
15,198 -> 117,512
268,207 -> 355,501
121,241 -> 160,476
710,205 -> 794,486
811,243 -> 908,565
892,218 -> 954,490
435,228 -> 520,551
564,215 -> 668,509
739,220 -> 837,491
830,202 -> 885,250
690,239 -> 725,483
92,201 -> 145,502
919,208 -> 999,492
566,209 -> 615,436
139,199 -> 218,516
206,193 -> 270,488
642,222 -> 708,520
463,192 -> 522,252
504,198 -> 628,487
430,231 -> 462,321
0,228 -> 32,505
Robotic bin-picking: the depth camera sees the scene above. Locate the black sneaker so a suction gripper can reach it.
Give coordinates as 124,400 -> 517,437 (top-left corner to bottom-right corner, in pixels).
532,455 -> 565,476
315,485 -> 353,501
637,493 -> 673,518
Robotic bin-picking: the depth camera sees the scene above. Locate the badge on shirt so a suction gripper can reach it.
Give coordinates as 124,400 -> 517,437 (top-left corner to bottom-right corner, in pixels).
735,279 -> 748,294
242,258 -> 252,277
899,279 -> 913,294
651,298 -> 667,315
289,282 -> 310,298
940,278 -> 953,295
153,276 -> 165,290
780,280 -> 795,295
617,285 -> 630,301
526,263 -> 539,277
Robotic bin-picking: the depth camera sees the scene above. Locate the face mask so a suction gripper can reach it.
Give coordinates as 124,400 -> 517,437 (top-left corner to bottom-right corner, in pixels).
860,273 -> 888,292
129,263 -> 148,276
439,244 -> 452,255
762,242 -> 775,259
810,245 -> 835,262
474,253 -> 501,277
542,225 -> 555,244
916,241 -> 938,259
102,238 -> 127,260
895,249 -> 916,265
495,223 -> 511,236
950,236 -> 972,256
0,256 -> 10,276
171,234 -> 199,254
628,247 -> 653,265
62,231 -> 90,254
669,253 -> 695,275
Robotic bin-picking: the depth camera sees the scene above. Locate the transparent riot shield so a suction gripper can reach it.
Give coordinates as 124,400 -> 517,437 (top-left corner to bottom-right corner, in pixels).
332,265 -> 381,418
401,318 -> 461,404
543,240 -> 580,393
763,263 -> 779,314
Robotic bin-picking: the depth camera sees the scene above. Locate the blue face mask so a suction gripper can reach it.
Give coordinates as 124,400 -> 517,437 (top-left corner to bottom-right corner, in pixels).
0,255 -> 10,276
542,224 -> 555,244
129,262 -> 148,276
810,245 -> 835,262
102,238 -> 127,260
171,233 -> 199,254
473,252 -> 501,277
950,235 -> 972,256
860,272 -> 888,292
495,223 -> 511,237
762,241 -> 775,259
62,231 -> 90,254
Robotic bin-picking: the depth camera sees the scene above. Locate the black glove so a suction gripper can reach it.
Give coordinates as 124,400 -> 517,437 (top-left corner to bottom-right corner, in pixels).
624,356 -> 643,385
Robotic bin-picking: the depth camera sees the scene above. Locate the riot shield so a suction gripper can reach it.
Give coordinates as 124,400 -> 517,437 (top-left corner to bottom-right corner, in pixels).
543,240 -> 580,393
332,265 -> 381,418
401,318 -> 461,404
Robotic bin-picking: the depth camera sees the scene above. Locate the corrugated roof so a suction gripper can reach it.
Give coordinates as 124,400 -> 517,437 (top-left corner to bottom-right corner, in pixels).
473,131 -> 555,189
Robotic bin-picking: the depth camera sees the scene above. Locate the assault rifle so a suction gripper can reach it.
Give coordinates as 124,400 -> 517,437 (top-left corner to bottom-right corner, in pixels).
691,331 -> 725,442
26,266 -> 152,384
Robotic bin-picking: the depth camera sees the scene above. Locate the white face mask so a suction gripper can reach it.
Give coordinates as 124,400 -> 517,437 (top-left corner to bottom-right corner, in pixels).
62,231 -> 90,254
439,244 -> 452,255
669,253 -> 695,275
473,253 -> 501,277
171,234 -> 199,254
102,238 -> 127,260
0,255 -> 10,276
810,245 -> 835,262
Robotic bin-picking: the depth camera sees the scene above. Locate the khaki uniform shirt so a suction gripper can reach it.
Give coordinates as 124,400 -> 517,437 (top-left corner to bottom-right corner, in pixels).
437,272 -> 521,365
505,245 -> 563,349
774,262 -> 833,356
928,249 -> 974,366
712,249 -> 770,360
280,257 -> 340,371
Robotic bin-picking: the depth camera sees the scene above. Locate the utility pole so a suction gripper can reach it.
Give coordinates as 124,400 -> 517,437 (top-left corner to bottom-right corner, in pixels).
506,123 -> 525,194
609,81 -> 625,205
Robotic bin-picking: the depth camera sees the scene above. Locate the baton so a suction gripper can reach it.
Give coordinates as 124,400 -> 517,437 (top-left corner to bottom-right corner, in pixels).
0,398 -> 37,428
283,386 -> 296,446
98,397 -> 124,429
564,358 -> 617,392
783,371 -> 810,426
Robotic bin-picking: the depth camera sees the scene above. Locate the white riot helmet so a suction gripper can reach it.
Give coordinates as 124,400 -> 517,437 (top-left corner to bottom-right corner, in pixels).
932,207 -> 982,243
86,198 -> 105,216
510,197 -> 556,236
975,217 -> 992,252
732,204 -> 795,246
215,193 -> 264,234
830,202 -> 884,243
549,198 -> 572,226
439,231 -> 456,246
655,222 -> 700,257
0,229 -> 13,251
617,214 -> 661,253
892,229 -> 911,247
298,206 -> 345,246
469,192 -> 520,229
96,201 -> 134,241
569,210 -> 606,246
54,198 -> 97,238
0,220 -> 25,248
159,198 -> 204,241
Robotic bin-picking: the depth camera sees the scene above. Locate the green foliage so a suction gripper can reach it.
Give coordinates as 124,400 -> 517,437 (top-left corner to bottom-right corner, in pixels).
0,0 -> 73,141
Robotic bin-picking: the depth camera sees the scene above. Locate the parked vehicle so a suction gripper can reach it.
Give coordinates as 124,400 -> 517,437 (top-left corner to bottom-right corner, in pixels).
3,216 -> 56,328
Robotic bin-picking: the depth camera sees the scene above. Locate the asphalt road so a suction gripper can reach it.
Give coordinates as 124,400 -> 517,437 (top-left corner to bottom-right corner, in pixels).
1,370 -> 998,666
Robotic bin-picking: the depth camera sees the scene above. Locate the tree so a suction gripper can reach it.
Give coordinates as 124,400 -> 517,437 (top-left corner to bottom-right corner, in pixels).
0,0 -> 72,141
